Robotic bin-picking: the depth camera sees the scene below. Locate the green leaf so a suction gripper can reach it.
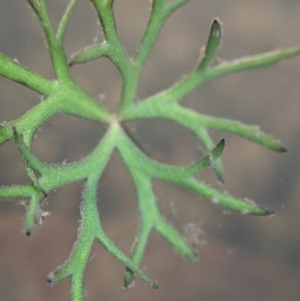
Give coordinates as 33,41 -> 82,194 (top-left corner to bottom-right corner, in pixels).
0,2 -> 299,300
198,18 -> 222,70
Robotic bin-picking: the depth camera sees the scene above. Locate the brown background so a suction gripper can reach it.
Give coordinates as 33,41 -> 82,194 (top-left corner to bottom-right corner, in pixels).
0,0 -> 300,300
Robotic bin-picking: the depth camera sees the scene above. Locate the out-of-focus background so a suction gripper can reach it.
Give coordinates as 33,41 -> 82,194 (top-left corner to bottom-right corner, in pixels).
0,0 -> 300,300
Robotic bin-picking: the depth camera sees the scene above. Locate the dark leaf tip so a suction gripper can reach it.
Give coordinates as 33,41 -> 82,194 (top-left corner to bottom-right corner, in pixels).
212,138 -> 225,160
46,273 -> 55,287
211,18 -> 222,37
279,146 -> 287,153
12,125 -> 17,137
265,209 -> 275,216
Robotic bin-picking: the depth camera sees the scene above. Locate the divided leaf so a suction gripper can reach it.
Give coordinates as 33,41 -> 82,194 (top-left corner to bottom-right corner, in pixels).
0,1 -> 299,301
